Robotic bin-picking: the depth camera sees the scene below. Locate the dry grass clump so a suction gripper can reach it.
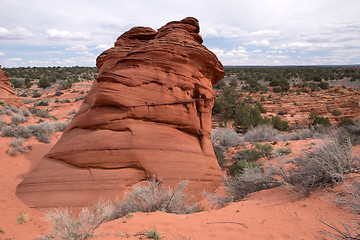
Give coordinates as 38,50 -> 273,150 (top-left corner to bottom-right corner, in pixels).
112,179 -> 199,219
277,137 -> 358,197
39,200 -> 113,240
40,180 -> 198,239
16,212 -> 28,224
6,138 -> 31,156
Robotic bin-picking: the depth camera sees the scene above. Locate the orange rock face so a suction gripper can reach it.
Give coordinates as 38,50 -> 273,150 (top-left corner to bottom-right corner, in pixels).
16,17 -> 224,208
0,66 -> 23,107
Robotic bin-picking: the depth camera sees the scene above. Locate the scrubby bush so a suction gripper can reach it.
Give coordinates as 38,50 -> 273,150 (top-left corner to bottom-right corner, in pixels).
112,179 -> 199,219
311,116 -> 332,127
6,138 -> 31,156
10,79 -> 23,88
54,91 -> 64,96
309,111 -> 317,120
32,91 -> 42,98
277,137 -> 357,197
318,81 -> 329,89
224,167 -> 280,201
34,100 -> 49,107
229,160 -> 263,175
271,116 -> 289,131
339,118 -> 355,127
254,143 -> 273,157
273,148 -> 292,157
213,80 -> 225,90
1,125 -> 32,138
229,147 -> 264,175
38,77 -> 51,89
1,104 -> 20,116
211,128 -> 241,147
213,145 -> 226,168
1,121 -> 68,144
234,148 -> 262,162
233,103 -> 264,132
290,127 -> 317,140
332,110 -> 342,116
11,109 -> 30,125
244,124 -> 281,142
40,201 -> 113,240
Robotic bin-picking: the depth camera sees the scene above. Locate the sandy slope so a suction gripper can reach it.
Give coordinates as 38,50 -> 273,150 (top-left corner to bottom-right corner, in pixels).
0,135 -> 358,239
0,137 -> 51,239
94,186 -> 350,240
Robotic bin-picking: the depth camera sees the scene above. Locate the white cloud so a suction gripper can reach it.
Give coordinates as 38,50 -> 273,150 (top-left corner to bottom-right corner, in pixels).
0,51 -> 5,56
65,45 -> 88,52
0,0 -> 359,66
250,30 -> 280,37
46,29 -> 89,41
94,44 -> 113,51
28,60 -> 51,66
8,58 -> 22,61
0,27 -> 33,39
245,39 -> 270,47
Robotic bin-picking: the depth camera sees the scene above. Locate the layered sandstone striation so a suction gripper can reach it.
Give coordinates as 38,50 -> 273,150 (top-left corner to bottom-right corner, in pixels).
0,66 -> 23,107
16,17 -> 224,208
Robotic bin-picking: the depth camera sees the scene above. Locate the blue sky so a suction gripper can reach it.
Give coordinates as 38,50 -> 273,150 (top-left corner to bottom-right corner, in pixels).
0,0 -> 359,67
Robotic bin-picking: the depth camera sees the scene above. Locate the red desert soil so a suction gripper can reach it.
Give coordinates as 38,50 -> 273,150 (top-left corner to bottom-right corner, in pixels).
1,77 -> 359,239
0,134 -> 359,239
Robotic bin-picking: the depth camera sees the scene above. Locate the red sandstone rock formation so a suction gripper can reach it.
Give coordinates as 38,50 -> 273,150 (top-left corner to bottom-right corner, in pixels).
0,66 -> 23,107
16,17 -> 224,208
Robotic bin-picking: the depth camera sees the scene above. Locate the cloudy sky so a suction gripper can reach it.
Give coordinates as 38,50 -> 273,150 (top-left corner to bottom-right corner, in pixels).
0,0 -> 359,67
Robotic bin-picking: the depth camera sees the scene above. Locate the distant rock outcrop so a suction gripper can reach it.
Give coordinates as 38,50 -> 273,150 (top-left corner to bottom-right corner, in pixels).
16,17 -> 224,208
0,66 -> 23,107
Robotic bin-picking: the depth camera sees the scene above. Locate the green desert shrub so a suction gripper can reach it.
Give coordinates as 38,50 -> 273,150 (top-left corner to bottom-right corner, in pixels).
10,79 -> 23,88
309,111 -> 317,120
271,116 -> 289,131
254,143 -> 273,157
32,91 -> 42,98
34,100 -> 49,107
38,77 -> 52,89
311,116 -> 332,127
332,109 -> 342,116
339,118 -> 355,127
